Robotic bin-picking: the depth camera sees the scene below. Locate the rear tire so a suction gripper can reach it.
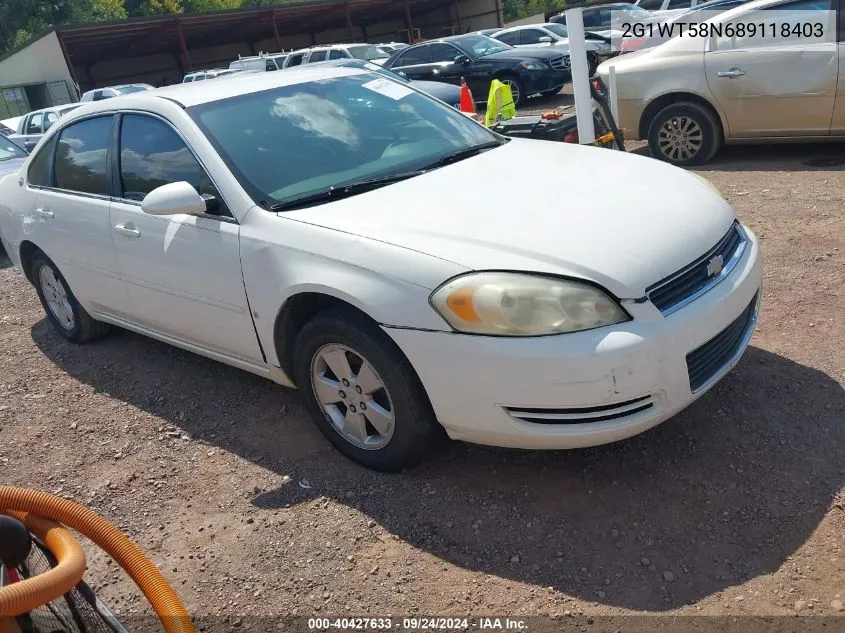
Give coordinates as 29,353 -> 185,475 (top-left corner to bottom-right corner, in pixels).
292,308 -> 443,472
647,101 -> 722,166
30,250 -> 110,344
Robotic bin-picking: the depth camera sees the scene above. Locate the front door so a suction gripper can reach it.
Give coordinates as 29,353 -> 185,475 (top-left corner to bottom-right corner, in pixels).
704,0 -> 838,137
108,112 -> 263,363
27,114 -> 133,318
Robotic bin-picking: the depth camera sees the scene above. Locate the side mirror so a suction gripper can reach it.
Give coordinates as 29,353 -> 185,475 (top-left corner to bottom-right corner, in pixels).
454,54 -> 470,65
141,181 -> 207,216
398,70 -> 408,78
538,36 -> 553,43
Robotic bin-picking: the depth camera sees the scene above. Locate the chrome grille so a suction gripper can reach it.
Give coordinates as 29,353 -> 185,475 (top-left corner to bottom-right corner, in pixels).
686,293 -> 758,393
647,221 -> 747,316
505,395 -> 654,425
550,55 -> 570,70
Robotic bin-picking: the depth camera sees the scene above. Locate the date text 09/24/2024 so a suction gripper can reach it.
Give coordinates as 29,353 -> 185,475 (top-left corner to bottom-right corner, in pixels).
307,618 -> 528,630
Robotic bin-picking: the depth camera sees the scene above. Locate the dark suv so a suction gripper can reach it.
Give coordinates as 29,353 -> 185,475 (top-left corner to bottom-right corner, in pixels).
382,33 -> 571,106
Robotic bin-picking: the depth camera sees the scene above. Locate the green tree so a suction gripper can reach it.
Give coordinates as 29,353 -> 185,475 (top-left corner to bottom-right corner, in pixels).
137,0 -> 182,14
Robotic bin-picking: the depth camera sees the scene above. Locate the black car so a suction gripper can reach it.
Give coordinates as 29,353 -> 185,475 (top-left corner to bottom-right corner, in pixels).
307,58 -> 462,109
382,33 -> 572,106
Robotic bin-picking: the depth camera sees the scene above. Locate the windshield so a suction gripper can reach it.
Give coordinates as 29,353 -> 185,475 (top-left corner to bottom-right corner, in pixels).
453,34 -> 512,56
347,45 -> 389,61
543,23 -> 569,38
189,71 -> 498,208
614,4 -> 653,18
116,85 -> 151,94
0,137 -> 27,161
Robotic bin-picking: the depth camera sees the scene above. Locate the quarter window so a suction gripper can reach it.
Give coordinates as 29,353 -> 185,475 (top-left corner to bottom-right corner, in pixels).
54,116 -> 112,195
118,114 -> 229,216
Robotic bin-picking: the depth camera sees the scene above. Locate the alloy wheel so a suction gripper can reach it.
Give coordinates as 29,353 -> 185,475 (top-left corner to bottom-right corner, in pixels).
657,115 -> 703,163
310,344 -> 395,450
38,265 -> 74,331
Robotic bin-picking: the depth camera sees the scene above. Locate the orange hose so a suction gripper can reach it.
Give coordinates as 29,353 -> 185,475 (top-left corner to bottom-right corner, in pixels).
0,513 -> 85,616
0,487 -> 195,633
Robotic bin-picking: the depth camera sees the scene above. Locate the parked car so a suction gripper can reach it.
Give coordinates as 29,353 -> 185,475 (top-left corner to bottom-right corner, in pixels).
376,42 -> 409,55
79,84 -> 154,102
229,53 -> 288,72
635,0 -> 712,19
309,58 -> 463,109
183,68 -> 241,82
550,3 -> 655,36
284,44 -> 391,67
597,0 -> 837,165
0,64 -> 762,471
490,23 -> 610,74
382,33 -> 572,105
8,104 -> 81,152
621,0 -> 747,53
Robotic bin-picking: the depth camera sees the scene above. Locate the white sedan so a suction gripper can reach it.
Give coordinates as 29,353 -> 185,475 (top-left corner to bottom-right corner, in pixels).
0,65 -> 762,471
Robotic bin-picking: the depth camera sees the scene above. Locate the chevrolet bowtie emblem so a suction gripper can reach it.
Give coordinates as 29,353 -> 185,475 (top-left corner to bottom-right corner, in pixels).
706,254 -> 724,277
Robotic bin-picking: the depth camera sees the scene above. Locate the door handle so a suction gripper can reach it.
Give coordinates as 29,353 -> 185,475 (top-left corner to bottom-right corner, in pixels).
114,224 -> 140,238
35,208 -> 54,220
717,68 -> 746,78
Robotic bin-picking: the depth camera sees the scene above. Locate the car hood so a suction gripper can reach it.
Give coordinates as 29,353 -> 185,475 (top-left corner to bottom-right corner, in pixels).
0,157 -> 25,180
484,47 -> 569,62
283,139 -> 736,298
410,80 -> 462,103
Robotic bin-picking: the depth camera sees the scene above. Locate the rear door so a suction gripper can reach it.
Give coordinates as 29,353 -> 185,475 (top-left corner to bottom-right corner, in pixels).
704,0 -> 837,137
386,45 -> 433,79
108,112 -> 263,362
27,114 -> 133,317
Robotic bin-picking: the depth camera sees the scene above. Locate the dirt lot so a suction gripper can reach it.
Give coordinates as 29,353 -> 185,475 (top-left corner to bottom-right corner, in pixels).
1,132 -> 844,631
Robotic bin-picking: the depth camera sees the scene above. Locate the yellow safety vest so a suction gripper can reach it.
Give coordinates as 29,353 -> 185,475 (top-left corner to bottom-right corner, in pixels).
485,79 -> 517,127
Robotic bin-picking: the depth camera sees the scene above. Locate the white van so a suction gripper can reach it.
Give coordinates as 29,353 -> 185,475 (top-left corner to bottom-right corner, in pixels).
229,53 -> 288,72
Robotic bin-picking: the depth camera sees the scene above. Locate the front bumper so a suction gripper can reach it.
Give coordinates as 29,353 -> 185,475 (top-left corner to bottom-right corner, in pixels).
523,71 -> 571,94
385,226 -> 762,450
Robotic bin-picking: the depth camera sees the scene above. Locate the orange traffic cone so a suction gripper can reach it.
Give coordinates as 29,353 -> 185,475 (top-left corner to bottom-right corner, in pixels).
459,77 -> 477,118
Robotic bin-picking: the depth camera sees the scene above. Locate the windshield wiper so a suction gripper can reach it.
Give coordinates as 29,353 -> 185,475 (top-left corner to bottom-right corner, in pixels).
267,170 -> 426,212
422,140 -> 505,170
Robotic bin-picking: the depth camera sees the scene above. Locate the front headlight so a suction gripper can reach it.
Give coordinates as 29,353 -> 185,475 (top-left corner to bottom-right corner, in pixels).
520,61 -> 548,70
430,272 -> 629,336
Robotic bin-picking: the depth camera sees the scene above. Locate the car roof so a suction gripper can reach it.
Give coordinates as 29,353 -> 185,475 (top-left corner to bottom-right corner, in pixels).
75,64 -> 369,110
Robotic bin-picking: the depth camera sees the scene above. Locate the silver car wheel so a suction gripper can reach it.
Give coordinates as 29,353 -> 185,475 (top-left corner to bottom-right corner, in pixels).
657,115 -> 703,163
310,343 -> 395,451
38,265 -> 74,331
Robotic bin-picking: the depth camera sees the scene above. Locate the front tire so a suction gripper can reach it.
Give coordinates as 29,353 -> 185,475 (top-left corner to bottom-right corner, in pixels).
498,75 -> 525,107
292,309 -> 442,472
647,101 -> 721,166
30,251 -> 110,344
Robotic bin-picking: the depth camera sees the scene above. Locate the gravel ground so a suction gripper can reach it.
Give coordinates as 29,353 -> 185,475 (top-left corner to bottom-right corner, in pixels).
1,138 -> 843,630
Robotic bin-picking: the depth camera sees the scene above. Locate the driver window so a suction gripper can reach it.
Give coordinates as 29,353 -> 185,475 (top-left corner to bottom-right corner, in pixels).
429,43 -> 461,62
118,114 -> 231,218
519,29 -> 547,44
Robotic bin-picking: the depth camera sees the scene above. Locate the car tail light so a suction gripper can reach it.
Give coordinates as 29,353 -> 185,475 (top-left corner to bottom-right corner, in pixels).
621,38 -> 645,53
563,131 -> 579,143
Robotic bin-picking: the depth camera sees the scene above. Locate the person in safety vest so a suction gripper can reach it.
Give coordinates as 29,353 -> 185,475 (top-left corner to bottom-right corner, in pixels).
485,79 -> 517,127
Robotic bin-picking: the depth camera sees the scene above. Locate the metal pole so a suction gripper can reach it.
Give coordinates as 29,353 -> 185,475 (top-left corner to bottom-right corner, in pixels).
174,19 -> 192,73
452,0 -> 463,32
608,65 -> 619,124
404,0 -> 414,34
564,7 -> 595,145
56,30 -> 82,100
271,10 -> 282,50
345,1 -> 354,40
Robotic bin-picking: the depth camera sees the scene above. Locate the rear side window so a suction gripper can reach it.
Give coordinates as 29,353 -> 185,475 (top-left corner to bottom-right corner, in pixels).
392,45 -> 430,67
328,49 -> 346,59
27,138 -> 54,187
287,53 -> 305,67
494,31 -> 519,45
26,114 -> 43,135
309,50 -> 328,62
54,116 -> 112,195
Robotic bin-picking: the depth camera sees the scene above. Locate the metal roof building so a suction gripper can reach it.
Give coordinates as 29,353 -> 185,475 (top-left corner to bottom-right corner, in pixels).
0,0 -> 502,117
